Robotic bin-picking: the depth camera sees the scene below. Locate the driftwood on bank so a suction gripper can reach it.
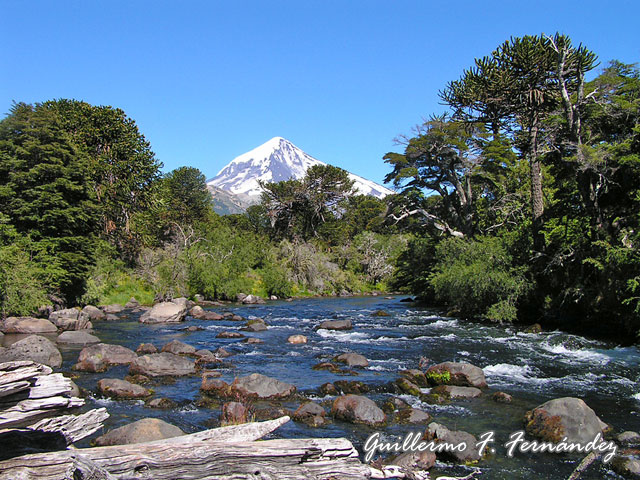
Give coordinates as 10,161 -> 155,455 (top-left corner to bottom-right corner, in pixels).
0,436 -> 371,480
0,361 -> 84,430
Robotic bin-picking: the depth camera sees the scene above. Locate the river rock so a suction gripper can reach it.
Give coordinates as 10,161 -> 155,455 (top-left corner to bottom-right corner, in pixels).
432,385 -> 482,398
382,397 -> 410,413
396,377 -> 421,396
214,347 -> 232,358
2,317 -> 57,334
242,319 -> 267,332
320,382 -> 338,395
56,330 -> 100,346
293,402 -> 326,427
217,331 -> 244,339
161,339 -> 196,356
189,305 -> 224,320
125,297 -> 140,309
612,455 -> 640,478
524,397 -> 607,443
317,319 -> 352,331
103,304 -> 124,314
426,361 -> 487,388
201,374 -> 230,395
94,418 -> 184,446
222,402 -> 249,424
493,391 -> 513,403
97,378 -> 152,399
401,369 -> 428,387
147,397 -> 177,409
287,334 -> 307,344
0,335 -> 62,367
73,343 -> 137,372
139,301 -> 187,324
136,343 -> 158,354
129,353 -> 196,377
331,394 -> 386,426
334,352 -> 368,368
194,349 -> 220,364
81,305 -> 106,321
373,310 -> 390,317
425,422 -> 480,463
231,373 -> 296,399
49,308 -> 92,331
392,450 -> 437,471
618,431 -> 640,446
334,380 -> 369,394
242,294 -> 265,304
396,407 -> 432,424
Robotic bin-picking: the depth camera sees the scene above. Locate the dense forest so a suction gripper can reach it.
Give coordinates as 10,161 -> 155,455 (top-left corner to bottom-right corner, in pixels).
1,34 -> 638,341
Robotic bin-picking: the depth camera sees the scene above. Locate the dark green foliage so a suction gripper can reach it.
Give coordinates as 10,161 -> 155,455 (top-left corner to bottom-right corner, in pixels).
0,103 -> 98,303
161,166 -> 212,226
429,236 -> 529,323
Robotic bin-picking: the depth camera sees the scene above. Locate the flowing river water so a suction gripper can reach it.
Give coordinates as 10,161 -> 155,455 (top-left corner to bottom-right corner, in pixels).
44,297 -> 640,478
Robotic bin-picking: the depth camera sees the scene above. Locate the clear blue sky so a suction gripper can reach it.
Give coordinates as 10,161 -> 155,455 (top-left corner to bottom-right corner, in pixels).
2,1 -> 638,186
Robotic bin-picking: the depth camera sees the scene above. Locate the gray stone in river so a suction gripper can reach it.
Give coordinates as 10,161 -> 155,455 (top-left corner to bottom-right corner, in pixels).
129,352 -> 196,377
0,334 -> 62,367
231,373 -> 296,399
81,305 -> 106,321
73,343 -> 137,372
56,330 -> 100,347
331,394 -> 386,426
317,319 -> 352,331
161,339 -> 196,356
524,397 -> 607,444
97,378 -> 152,399
334,352 -> 368,368
432,385 -> 482,398
426,361 -> 487,388
2,317 -> 57,334
139,301 -> 187,324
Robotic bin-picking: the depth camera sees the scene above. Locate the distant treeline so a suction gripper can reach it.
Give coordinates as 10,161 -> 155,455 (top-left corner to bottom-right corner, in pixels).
1,33 -> 638,341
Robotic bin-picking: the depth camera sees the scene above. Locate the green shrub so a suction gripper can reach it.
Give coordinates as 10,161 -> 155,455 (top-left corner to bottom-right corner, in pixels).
429,236 -> 529,323
0,241 -> 48,316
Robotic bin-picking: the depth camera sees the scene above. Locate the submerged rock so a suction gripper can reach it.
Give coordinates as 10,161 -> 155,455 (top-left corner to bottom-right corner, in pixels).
56,331 -> 100,347
129,353 -> 196,377
217,331 -> 245,339
94,418 -> 184,446
74,343 -> 137,372
331,394 -> 386,426
524,397 -> 607,443
2,317 -> 57,334
492,391 -> 513,403
0,335 -> 62,367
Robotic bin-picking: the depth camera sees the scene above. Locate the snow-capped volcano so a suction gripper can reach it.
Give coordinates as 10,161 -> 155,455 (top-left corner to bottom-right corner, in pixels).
208,137 -> 394,199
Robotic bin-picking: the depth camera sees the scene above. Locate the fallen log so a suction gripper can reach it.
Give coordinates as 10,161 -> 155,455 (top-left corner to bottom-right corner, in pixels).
0,437 -> 371,480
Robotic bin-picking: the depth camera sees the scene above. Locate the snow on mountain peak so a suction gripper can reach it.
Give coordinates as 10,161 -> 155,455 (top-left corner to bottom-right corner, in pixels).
208,137 -> 394,199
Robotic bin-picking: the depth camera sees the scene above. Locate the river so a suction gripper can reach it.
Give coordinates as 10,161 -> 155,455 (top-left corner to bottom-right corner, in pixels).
59,296 -> 639,479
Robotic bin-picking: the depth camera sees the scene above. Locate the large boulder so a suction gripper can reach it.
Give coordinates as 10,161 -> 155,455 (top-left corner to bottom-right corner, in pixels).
0,335 -> 62,367
97,378 -> 152,399
129,353 -> 196,377
242,319 -> 267,332
334,353 -> 368,368
81,305 -> 106,321
139,301 -> 187,324
241,294 -> 265,305
190,306 -> 224,320
49,308 -> 92,331
94,418 -> 184,446
231,373 -> 296,399
73,343 -> 137,372
161,340 -> 196,356
331,394 -> 386,426
524,397 -> 607,443
426,362 -> 487,388
317,319 -> 352,331
56,331 -> 100,347
2,317 -> 57,334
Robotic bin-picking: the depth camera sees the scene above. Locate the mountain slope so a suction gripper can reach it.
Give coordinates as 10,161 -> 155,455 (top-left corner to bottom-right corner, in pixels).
208,137 -> 394,200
